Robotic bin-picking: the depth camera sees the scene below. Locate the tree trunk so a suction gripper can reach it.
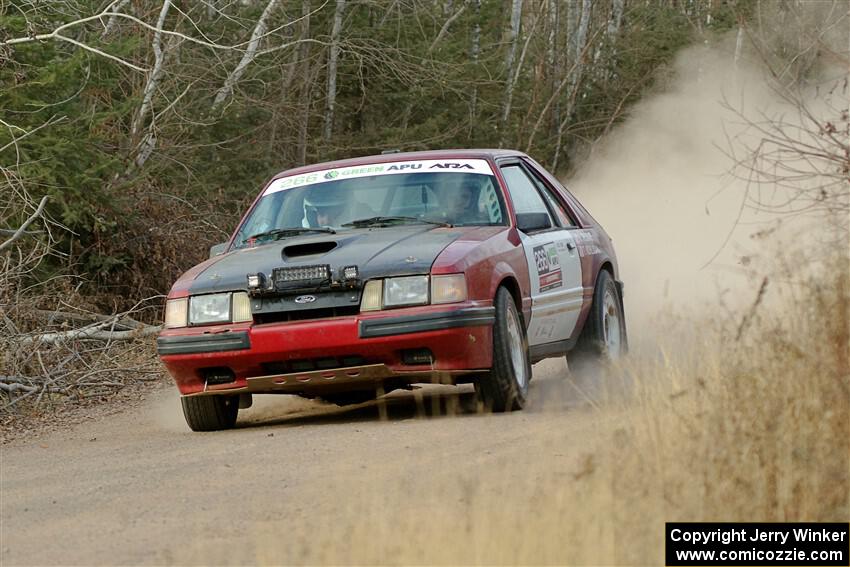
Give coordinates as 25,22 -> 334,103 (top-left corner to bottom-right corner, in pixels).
322,0 -> 346,145
594,0 -> 623,83
607,0 -> 624,39
734,13 -> 745,67
552,0 -> 591,171
129,0 -> 172,170
211,0 -> 279,111
547,0 -> 559,83
500,8 -> 542,147
130,0 -> 171,139
499,0 -> 524,141
469,0 -> 481,140
101,0 -> 131,37
297,0 -> 313,165
431,4 -> 466,52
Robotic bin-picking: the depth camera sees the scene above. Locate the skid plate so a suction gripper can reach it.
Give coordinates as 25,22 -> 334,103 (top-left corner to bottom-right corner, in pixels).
188,364 -> 473,396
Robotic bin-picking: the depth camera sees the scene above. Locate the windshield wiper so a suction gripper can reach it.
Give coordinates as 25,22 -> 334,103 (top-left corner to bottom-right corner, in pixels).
341,216 -> 452,228
246,226 -> 336,242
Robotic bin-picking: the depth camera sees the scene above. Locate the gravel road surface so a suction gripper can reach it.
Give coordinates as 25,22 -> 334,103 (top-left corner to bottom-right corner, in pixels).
2,359 -> 628,565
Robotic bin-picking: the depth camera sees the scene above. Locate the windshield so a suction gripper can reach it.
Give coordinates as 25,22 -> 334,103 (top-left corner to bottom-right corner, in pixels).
233,159 -> 506,248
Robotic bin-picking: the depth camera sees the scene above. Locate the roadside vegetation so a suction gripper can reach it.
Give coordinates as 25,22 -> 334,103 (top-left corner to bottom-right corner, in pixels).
228,258 -> 847,565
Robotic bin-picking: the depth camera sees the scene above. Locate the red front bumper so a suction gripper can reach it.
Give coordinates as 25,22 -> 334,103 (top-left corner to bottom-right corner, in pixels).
157,303 -> 494,395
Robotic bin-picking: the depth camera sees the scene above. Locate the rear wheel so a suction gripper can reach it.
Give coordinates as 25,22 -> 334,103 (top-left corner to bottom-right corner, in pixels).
181,394 -> 239,431
574,270 -> 627,362
475,287 -> 531,411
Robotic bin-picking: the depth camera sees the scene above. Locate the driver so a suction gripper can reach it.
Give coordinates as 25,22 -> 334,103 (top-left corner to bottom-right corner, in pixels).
303,185 -> 346,228
448,180 -> 486,224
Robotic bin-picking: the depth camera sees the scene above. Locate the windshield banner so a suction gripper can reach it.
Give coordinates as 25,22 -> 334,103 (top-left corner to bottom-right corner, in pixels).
264,159 -> 494,195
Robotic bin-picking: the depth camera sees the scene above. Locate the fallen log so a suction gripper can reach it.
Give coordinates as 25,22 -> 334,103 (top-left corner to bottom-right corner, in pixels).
32,309 -> 147,331
0,383 -> 38,394
20,324 -> 162,345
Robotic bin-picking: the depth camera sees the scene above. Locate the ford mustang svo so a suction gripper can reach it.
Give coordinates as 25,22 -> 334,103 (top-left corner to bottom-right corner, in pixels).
157,149 -> 627,431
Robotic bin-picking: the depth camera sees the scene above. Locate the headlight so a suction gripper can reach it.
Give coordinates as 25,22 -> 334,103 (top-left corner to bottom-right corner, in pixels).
359,274 -> 468,311
383,275 -> 429,307
431,274 -> 467,304
164,298 -> 188,328
189,293 -> 232,325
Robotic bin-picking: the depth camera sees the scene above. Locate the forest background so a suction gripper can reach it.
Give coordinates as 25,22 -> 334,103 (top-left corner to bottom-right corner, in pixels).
2,0 -> 745,306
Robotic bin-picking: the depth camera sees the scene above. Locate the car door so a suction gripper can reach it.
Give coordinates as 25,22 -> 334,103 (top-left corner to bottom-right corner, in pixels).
499,162 -> 583,347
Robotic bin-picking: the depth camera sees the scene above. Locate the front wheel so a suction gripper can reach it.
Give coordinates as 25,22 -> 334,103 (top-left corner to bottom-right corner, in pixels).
475,287 -> 531,411
181,394 -> 239,431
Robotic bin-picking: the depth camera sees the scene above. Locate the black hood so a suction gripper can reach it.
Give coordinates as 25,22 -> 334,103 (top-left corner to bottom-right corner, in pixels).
189,225 -> 465,296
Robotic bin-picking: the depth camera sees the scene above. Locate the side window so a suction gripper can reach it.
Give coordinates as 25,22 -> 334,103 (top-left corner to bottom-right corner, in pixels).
521,164 -> 576,227
500,165 -> 553,226
539,185 -> 574,227
478,179 -> 504,224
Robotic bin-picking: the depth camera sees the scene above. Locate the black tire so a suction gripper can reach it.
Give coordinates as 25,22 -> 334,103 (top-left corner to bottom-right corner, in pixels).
181,394 -> 239,431
574,270 -> 628,361
320,390 -> 377,406
475,287 -> 531,412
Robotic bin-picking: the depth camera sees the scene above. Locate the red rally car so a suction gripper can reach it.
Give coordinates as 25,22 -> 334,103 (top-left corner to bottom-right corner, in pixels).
157,150 -> 627,431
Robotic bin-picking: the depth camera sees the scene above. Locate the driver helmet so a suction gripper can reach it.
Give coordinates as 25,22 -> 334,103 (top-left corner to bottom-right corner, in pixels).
303,185 -> 346,227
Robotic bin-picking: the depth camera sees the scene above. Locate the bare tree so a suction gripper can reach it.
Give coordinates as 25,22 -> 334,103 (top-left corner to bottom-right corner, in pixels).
721,0 -> 850,245
500,5 -> 543,147
129,0 -> 173,170
297,0 -> 315,165
468,0 -> 482,139
552,0 -> 592,170
323,0 -> 347,144
212,0 -> 280,111
499,0 -> 524,139
101,0 -> 132,37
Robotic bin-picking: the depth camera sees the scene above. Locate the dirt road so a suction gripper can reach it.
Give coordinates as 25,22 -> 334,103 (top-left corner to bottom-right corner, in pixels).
1,359 -> 640,565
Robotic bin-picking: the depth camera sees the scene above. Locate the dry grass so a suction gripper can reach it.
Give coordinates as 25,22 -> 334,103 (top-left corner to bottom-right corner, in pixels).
223,255 -> 849,566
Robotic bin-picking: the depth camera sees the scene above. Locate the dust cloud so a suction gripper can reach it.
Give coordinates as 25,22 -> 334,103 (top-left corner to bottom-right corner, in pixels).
567,33 -> 847,342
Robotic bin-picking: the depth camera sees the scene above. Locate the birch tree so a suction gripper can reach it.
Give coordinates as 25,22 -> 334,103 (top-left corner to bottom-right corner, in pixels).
101,0 -> 132,37
211,0 -> 280,111
499,0 -> 524,138
552,0 -> 591,170
322,0 -> 347,144
129,0 -> 172,169
296,0 -> 314,165
500,6 -> 542,147
546,0 -> 560,96
469,0 -> 482,138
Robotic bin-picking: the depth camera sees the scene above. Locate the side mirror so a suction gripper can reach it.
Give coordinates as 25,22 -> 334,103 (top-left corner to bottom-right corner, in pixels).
209,242 -> 227,258
515,212 -> 552,233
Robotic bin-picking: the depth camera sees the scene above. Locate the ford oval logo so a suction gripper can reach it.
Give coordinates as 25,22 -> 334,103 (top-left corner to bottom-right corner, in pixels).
294,295 -> 316,304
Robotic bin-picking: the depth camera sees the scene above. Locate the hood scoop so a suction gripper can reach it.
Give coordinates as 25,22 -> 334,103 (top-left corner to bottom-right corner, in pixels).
283,240 -> 337,259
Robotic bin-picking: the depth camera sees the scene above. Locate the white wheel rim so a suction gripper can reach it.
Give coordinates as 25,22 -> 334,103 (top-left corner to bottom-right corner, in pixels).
506,307 -> 528,388
602,289 -> 622,359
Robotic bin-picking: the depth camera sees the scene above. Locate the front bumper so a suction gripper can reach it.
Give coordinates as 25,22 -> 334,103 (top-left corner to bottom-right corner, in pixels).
158,304 -> 495,395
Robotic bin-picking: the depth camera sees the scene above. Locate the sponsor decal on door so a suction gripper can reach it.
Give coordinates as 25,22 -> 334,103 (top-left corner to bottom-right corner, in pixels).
533,242 -> 563,292
575,230 -> 601,257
